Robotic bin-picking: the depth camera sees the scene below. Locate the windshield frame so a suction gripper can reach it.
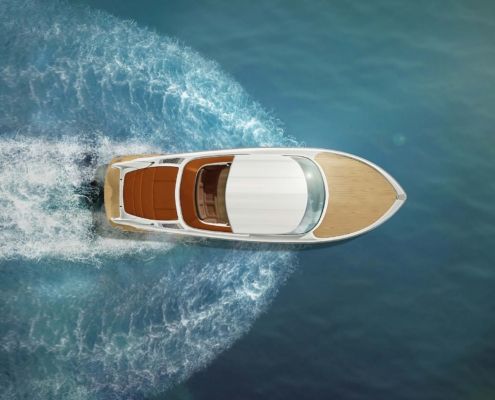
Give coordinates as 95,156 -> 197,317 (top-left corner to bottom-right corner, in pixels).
290,156 -> 326,234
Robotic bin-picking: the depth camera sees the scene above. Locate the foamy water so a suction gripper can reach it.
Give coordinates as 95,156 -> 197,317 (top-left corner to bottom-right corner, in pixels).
0,136 -> 170,261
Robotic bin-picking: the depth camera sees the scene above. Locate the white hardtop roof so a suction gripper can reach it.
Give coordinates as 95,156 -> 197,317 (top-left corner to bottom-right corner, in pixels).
225,154 -> 308,234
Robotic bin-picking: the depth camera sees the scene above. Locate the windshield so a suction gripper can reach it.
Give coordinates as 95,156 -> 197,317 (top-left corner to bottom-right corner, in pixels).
195,163 -> 230,225
291,157 -> 326,234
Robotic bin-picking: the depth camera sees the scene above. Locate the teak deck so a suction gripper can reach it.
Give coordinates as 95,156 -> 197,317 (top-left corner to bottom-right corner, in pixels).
313,152 -> 397,238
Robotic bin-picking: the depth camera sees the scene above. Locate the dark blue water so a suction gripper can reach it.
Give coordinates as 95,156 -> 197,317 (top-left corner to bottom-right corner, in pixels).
1,0 -> 494,399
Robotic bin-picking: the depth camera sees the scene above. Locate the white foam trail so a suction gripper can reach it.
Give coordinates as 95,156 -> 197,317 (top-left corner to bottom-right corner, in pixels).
0,0 -> 296,151
0,248 -> 295,399
0,135 -> 171,262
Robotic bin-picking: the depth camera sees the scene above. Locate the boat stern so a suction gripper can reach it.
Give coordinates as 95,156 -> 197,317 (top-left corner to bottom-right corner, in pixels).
103,158 -> 121,229
103,155 -> 160,232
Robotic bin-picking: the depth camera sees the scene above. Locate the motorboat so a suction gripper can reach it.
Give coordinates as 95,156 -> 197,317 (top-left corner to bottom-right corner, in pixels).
104,148 -> 406,243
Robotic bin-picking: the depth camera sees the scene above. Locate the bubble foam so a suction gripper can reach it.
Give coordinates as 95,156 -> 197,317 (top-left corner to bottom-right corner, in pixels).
0,135 -> 171,262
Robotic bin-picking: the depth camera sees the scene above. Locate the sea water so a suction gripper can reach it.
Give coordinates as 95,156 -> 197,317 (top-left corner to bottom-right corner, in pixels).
1,0 -> 495,399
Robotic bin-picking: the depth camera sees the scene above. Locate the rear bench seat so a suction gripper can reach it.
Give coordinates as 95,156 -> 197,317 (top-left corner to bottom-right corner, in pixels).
123,167 -> 178,220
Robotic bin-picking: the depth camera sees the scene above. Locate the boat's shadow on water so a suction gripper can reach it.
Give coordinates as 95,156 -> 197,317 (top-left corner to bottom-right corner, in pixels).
180,234 -> 354,252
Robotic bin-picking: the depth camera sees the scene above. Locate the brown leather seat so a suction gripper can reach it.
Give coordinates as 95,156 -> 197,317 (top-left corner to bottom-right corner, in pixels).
123,167 -> 178,220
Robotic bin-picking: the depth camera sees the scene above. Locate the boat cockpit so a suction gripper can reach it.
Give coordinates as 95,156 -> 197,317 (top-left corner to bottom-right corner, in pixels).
195,163 -> 231,226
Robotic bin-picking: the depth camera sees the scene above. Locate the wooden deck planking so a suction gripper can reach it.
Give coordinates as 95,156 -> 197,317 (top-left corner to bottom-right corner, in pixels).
313,152 -> 397,238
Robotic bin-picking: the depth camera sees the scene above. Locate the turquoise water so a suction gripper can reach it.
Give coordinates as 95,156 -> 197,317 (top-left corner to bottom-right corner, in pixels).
1,0 -> 494,399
